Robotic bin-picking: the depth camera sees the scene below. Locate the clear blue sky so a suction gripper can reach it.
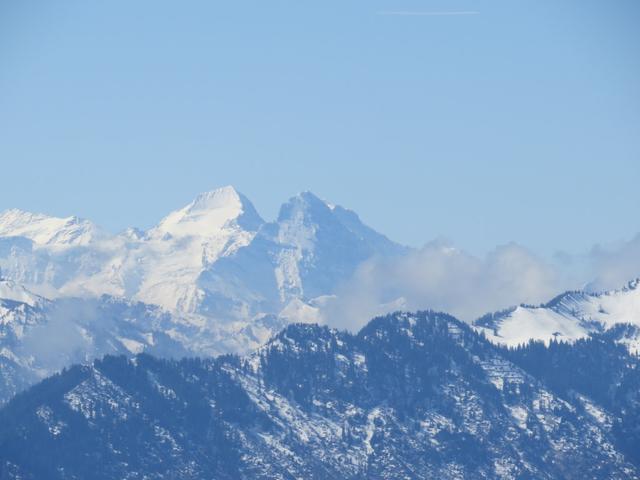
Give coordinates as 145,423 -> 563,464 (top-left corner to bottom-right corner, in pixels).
1,0 -> 638,255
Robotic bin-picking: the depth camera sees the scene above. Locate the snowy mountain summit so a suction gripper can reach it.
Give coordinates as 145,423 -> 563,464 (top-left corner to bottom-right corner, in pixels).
0,187 -> 409,404
0,209 -> 104,246
150,186 -> 263,240
0,186 -> 403,324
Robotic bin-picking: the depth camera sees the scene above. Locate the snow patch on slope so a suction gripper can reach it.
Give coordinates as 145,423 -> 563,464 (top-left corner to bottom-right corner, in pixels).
475,280 -> 640,348
0,279 -> 45,307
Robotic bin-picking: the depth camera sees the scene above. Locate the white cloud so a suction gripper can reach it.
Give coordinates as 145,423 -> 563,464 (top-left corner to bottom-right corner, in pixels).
585,234 -> 640,291
321,241 -> 564,331
320,231 -> 640,332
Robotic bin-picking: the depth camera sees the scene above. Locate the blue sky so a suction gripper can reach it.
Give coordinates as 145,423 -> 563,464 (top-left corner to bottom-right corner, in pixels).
0,0 -> 638,256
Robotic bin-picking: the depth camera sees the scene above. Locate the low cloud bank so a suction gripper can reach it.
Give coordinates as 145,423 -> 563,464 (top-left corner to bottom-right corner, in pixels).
19,300 -> 103,373
321,235 -> 640,331
321,242 -> 563,330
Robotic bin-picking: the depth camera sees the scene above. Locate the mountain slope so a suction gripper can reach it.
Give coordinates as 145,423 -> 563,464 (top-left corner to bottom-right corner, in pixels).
474,279 -> 640,350
0,288 -> 193,404
503,326 -> 640,467
0,312 -> 637,479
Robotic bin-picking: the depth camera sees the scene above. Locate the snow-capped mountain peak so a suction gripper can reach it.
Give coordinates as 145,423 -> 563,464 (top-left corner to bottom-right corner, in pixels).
0,208 -> 104,246
277,191 -> 332,224
0,188 -> 406,320
150,186 -> 263,239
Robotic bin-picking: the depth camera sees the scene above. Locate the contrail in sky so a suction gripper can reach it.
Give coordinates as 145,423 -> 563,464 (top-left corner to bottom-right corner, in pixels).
377,11 -> 480,16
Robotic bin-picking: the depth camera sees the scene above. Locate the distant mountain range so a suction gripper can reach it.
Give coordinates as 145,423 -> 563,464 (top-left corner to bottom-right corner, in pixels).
0,187 -> 405,404
1,189 -> 640,478
0,186 -> 405,320
1,312 -> 638,479
1,187 -> 640,407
